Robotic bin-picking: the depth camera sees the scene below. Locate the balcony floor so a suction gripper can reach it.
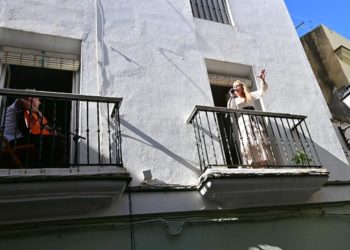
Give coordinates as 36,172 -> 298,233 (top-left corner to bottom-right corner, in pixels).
198,167 -> 329,206
0,166 -> 130,224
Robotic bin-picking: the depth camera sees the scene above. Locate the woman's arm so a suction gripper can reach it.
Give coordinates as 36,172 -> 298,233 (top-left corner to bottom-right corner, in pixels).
258,69 -> 268,92
252,69 -> 268,99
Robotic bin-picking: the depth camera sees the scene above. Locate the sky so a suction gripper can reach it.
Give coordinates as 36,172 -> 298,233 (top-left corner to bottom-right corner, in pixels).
284,0 -> 350,40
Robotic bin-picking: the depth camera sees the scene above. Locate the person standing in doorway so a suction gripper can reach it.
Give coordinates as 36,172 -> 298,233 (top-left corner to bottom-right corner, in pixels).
227,69 -> 272,166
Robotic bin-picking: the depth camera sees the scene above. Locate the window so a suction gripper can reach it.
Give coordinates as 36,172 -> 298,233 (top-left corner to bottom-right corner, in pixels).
0,28 -> 81,167
335,45 -> 350,65
0,45 -> 80,141
190,0 -> 231,24
0,27 -> 81,92
209,73 -> 252,105
0,46 -> 79,91
205,58 -> 254,107
0,46 -> 79,71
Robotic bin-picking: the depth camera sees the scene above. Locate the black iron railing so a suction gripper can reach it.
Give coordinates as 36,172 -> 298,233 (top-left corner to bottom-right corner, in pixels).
187,106 -> 322,172
0,88 -> 123,168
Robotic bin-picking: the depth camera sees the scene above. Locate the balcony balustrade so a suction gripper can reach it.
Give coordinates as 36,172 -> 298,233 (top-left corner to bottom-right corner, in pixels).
187,105 -> 328,205
187,105 -> 322,171
0,88 -> 129,223
0,88 -> 123,168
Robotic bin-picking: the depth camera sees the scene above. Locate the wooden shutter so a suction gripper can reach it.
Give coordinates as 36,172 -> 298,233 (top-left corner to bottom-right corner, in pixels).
0,46 -> 80,71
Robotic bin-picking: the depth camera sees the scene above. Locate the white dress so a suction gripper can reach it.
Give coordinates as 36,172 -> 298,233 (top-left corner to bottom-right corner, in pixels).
227,83 -> 271,165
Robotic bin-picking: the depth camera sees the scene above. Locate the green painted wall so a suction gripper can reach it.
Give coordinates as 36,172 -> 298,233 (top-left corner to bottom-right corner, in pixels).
1,209 -> 350,250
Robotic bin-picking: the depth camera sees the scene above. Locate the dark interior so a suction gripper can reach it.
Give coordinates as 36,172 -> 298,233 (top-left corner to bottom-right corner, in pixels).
210,83 -> 241,166
210,84 -> 231,107
4,65 -> 73,136
7,65 -> 72,93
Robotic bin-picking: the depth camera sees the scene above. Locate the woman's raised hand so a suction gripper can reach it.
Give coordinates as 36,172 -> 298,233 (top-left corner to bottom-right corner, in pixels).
257,69 -> 267,81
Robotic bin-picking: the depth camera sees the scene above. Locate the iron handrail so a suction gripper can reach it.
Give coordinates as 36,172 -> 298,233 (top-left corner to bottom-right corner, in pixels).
187,105 -> 307,124
0,88 -> 123,108
187,105 -> 321,171
0,89 -> 123,168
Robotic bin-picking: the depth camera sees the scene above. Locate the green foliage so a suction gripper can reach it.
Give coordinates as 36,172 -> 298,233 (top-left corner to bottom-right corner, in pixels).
291,150 -> 313,165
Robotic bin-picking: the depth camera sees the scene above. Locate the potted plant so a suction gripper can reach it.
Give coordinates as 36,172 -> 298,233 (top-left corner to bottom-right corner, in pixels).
291,150 -> 313,165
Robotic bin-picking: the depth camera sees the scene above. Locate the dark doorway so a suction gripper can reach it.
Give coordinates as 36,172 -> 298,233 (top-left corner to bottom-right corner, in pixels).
7,65 -> 72,93
1,65 -> 74,167
210,85 -> 230,107
210,84 -> 241,167
5,65 -> 73,134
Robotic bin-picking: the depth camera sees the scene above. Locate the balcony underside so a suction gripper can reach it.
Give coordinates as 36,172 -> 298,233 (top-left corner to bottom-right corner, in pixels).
199,167 -> 329,206
0,166 -> 130,224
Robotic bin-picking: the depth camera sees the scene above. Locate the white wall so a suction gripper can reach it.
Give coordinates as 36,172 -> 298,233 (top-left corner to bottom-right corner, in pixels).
194,0 -> 349,179
2,204 -> 350,250
94,0 -> 214,185
0,0 -> 348,188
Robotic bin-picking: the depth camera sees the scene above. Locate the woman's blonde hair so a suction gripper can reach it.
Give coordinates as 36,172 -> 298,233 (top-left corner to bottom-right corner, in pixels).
233,80 -> 253,103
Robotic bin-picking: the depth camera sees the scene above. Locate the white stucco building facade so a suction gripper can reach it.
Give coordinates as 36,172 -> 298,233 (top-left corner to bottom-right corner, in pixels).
1,1 -> 350,249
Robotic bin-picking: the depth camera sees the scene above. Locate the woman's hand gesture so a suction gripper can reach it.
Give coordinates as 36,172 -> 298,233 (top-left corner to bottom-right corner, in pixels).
257,69 -> 267,82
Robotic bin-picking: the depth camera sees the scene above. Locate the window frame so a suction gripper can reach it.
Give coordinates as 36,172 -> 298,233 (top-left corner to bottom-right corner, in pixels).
190,0 -> 233,25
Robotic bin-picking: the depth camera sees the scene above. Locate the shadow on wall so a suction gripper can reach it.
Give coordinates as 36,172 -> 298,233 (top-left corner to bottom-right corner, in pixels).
96,0 -> 112,94
110,46 -> 143,69
164,0 -> 212,52
315,143 -> 350,181
158,47 -> 208,99
120,118 -> 200,174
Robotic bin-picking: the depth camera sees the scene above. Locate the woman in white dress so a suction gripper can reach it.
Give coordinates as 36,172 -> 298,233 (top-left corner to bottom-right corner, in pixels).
227,69 -> 272,166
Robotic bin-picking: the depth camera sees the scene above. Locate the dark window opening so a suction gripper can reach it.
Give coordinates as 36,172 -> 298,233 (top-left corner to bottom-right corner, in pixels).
210,84 -> 231,107
210,84 -> 241,166
7,65 -> 72,93
190,0 -> 231,25
0,65 -> 73,167
5,65 -> 73,136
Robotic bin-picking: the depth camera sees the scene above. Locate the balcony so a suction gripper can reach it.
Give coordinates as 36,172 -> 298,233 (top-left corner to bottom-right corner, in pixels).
187,106 -> 329,206
0,88 -> 130,223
